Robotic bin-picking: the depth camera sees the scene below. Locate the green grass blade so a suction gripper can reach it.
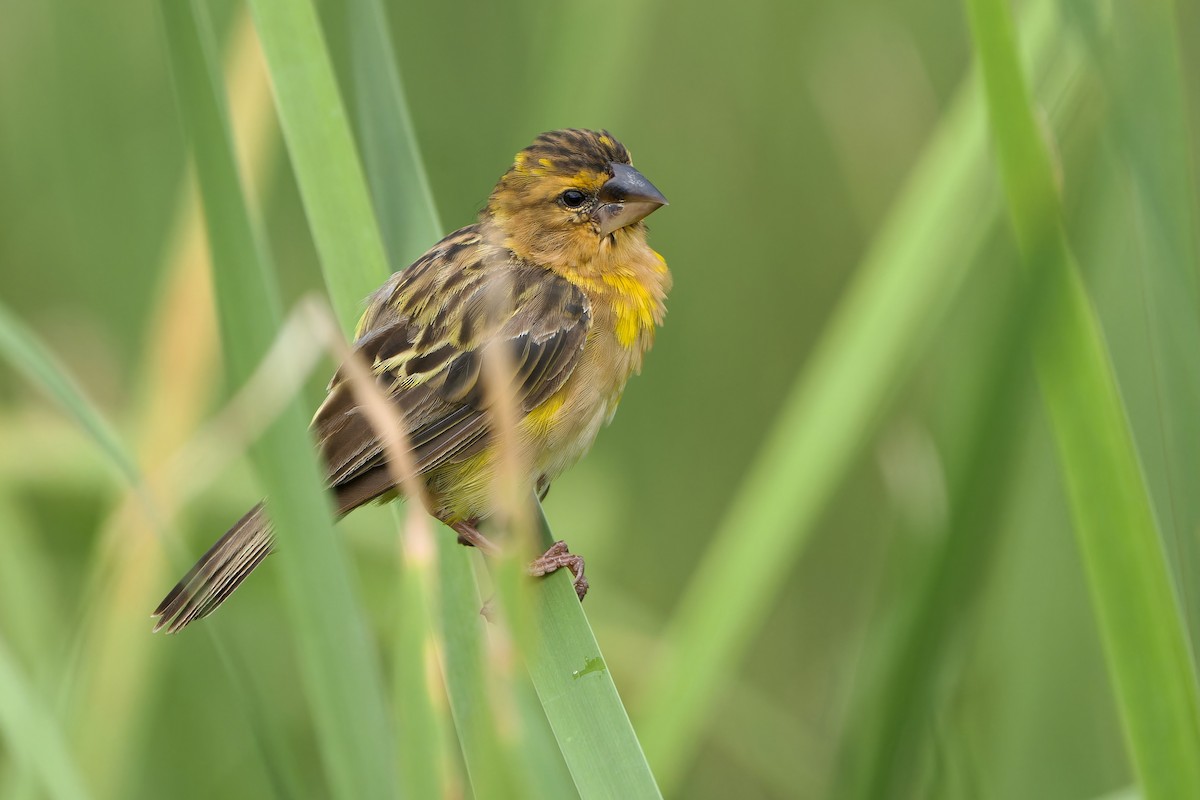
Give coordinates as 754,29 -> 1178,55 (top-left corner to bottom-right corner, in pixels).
509,655 -> 579,800
158,3 -> 396,798
242,0 -> 390,331
637,2 -> 1069,786
0,301 -> 139,487
836,266 -> 1043,800
347,0 -> 442,266
0,494 -> 63,674
0,636 -> 91,800
523,503 -> 662,799
339,2 -> 456,794
435,536 -> 526,797
1083,0 -> 1200,643
964,0 -> 1200,795
390,543 -> 449,800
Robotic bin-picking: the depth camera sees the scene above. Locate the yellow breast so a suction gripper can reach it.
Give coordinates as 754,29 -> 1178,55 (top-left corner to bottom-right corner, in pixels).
559,246 -> 670,347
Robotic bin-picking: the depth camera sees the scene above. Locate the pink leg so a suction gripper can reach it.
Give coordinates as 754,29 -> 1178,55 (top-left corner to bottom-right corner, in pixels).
450,519 -> 502,557
452,521 -> 589,602
528,540 -> 589,601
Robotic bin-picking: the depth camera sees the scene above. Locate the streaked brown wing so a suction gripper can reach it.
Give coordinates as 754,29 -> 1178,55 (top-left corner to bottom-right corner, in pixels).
311,224 -> 591,501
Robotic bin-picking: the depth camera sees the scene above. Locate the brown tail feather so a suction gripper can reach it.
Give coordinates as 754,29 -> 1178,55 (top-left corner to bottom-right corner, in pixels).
152,467 -> 403,633
152,504 -> 275,634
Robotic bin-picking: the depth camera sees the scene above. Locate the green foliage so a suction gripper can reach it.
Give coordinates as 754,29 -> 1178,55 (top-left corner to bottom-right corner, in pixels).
1,0 -> 1198,797
158,2 -> 396,798
965,0 -> 1200,795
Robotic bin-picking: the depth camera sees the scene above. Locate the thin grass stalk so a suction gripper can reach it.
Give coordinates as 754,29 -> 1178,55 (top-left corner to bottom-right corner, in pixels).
0,301 -> 139,488
241,0 -> 389,329
1086,1 -> 1200,643
518,503 -> 663,798
338,20 -> 458,786
0,268 -> 169,800
158,3 -> 396,798
0,493 -> 69,800
636,2 -> 1069,786
0,637 -> 91,800
306,297 -> 458,799
391,535 -> 452,800
472,281 -> 568,800
347,0 -> 441,267
963,0 -> 1200,795
436,536 -> 529,797
0,494 -> 62,674
836,268 -> 1044,800
339,46 -> 454,796
66,20 -> 277,779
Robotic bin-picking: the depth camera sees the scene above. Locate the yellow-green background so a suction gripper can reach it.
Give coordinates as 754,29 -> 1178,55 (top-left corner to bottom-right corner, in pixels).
1,0 -> 1197,798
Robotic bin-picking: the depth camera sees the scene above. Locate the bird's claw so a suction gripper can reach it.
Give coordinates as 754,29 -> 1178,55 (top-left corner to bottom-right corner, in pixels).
528,540 -> 589,601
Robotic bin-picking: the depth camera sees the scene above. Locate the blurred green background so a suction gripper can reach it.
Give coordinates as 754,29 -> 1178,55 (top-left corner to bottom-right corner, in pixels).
1,0 -> 1198,797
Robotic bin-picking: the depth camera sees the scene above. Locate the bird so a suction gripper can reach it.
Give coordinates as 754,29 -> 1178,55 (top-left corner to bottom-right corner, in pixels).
152,129 -> 671,633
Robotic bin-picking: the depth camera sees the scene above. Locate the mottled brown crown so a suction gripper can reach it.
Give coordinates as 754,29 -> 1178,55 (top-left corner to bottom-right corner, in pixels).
515,129 -> 631,176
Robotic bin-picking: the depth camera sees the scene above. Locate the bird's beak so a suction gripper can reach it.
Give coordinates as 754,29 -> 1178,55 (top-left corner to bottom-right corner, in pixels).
594,162 -> 668,237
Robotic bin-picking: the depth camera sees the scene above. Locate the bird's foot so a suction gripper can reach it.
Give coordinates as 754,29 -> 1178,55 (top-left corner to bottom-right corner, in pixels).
528,540 -> 589,601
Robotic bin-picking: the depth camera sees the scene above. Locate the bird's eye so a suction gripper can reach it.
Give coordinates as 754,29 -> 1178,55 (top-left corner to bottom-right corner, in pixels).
560,189 -> 588,209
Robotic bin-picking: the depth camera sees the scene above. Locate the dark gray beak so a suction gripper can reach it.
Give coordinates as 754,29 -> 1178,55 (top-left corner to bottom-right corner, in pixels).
594,162 -> 668,236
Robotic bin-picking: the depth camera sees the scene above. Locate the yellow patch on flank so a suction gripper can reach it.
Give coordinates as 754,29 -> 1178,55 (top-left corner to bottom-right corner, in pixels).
614,308 -> 644,347
525,388 -> 567,432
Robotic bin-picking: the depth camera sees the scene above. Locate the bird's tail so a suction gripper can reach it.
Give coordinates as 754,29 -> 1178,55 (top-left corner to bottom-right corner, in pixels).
152,504 -> 275,634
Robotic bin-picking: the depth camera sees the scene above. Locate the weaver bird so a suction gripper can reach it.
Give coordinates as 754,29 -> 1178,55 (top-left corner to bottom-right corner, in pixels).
153,129 -> 671,633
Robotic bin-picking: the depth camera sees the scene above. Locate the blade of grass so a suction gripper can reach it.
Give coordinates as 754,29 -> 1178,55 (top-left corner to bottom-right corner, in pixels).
519,502 -> 662,798
158,3 -> 396,799
0,493 -> 63,673
637,1 -> 1071,786
342,3 -> 452,795
509,650 -> 579,800
347,0 -> 441,267
435,535 -> 528,797
391,534 -> 451,800
0,636 -> 91,800
241,0 -> 389,330
0,300 -> 139,488
963,0 -> 1200,796
66,23 -> 284,794
0,225 -> 292,800
1080,0 -> 1200,644
836,258 -> 1045,800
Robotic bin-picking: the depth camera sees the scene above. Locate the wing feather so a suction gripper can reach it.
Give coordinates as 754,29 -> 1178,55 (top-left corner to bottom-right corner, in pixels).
311,224 -> 591,509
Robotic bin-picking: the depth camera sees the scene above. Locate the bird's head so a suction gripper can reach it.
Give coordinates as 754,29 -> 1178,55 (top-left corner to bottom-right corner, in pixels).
486,129 -> 668,265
